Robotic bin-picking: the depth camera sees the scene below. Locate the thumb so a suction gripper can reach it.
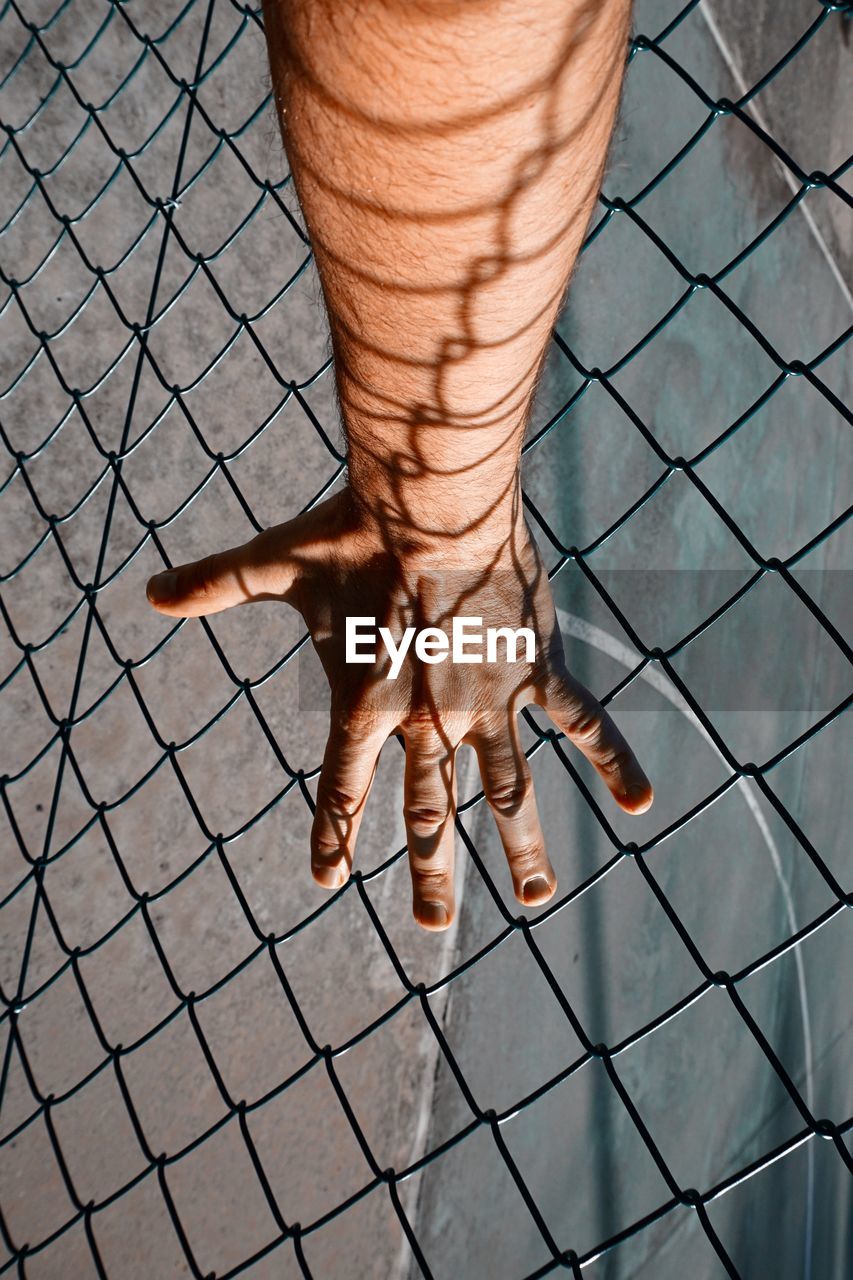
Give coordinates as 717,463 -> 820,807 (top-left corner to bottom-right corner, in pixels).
146,530 -> 300,618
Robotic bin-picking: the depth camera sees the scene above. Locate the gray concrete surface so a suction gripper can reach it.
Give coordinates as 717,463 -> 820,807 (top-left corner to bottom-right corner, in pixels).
0,1 -> 850,1278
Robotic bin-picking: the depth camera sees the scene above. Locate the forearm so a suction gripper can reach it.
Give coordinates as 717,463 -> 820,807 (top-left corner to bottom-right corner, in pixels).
263,0 -> 631,555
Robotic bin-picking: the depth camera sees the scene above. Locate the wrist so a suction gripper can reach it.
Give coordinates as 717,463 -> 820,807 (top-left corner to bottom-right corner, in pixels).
344,464 -> 528,571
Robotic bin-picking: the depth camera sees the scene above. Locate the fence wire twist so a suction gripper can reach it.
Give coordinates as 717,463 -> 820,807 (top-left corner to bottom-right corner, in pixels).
0,0 -> 851,1277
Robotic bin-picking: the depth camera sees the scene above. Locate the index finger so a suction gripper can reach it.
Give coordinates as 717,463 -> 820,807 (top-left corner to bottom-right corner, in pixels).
311,714 -> 388,887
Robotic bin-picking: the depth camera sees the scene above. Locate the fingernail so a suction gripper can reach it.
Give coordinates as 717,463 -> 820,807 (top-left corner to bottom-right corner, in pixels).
147,571 -> 176,603
522,875 -> 551,904
418,901 -> 449,929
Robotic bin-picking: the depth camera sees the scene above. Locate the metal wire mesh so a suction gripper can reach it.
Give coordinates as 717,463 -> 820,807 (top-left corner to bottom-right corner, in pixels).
0,0 -> 851,1276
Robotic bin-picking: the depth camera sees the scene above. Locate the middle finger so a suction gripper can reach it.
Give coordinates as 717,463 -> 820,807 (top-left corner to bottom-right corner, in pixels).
402,726 -> 458,931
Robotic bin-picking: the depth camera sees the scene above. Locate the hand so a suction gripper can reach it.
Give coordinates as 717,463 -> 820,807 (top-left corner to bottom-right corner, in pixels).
146,489 -> 653,931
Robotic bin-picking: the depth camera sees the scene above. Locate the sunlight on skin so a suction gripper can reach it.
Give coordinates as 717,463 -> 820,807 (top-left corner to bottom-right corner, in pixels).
146,0 -> 653,932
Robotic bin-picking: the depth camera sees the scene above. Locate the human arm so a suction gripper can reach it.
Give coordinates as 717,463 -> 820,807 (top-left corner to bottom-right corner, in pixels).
146,0 -> 653,931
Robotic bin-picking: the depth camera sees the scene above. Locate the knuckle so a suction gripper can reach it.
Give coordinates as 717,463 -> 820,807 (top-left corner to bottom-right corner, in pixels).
405,708 -> 446,743
406,705 -> 439,729
486,775 -> 533,815
335,691 -> 389,742
507,843 -> 546,878
597,746 -> 632,779
404,804 -> 450,837
405,706 -> 462,747
412,865 -> 452,898
187,553 -> 223,601
566,706 -> 604,745
338,700 -> 384,739
530,648 -> 562,691
319,782 -> 362,818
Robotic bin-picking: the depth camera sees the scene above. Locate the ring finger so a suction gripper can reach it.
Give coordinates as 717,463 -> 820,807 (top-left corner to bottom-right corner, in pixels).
469,718 -> 556,906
